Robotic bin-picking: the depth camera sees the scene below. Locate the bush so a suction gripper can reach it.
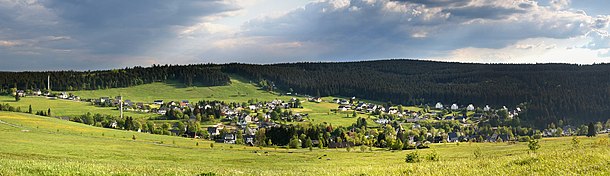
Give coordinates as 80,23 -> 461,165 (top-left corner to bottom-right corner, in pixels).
405,151 -> 420,163
474,146 -> 482,158
532,134 -> 542,139
518,136 -> 531,142
571,136 -> 580,149
288,136 -> 300,149
427,150 -> 439,161
528,139 -> 540,153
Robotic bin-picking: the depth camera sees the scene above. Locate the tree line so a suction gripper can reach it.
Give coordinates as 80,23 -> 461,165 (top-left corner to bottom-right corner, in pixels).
221,60 -> 610,128
0,64 -> 230,93
2,60 -> 609,127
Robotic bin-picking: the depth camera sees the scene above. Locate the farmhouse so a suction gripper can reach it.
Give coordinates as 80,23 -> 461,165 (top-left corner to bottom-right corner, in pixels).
466,104 -> 475,111
223,133 -> 236,144
435,102 -> 443,109
153,100 -> 164,105
450,104 -> 459,110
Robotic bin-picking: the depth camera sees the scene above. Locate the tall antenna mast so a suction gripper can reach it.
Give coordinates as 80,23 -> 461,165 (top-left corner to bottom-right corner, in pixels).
47,75 -> 51,91
119,94 -> 123,119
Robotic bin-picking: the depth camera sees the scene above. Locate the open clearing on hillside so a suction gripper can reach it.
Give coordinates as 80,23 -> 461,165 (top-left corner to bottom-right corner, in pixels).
0,112 -> 608,175
67,77 -> 287,103
2,77 -> 375,126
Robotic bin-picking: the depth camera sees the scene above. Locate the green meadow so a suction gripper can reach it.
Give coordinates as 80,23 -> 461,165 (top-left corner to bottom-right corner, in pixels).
1,77 -> 368,126
67,77 -> 287,103
0,96 -> 155,119
1,111 -> 609,175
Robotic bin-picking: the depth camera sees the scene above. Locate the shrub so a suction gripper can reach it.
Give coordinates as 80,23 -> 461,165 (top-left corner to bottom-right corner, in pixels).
210,143 -> 214,148
427,150 -> 439,161
132,135 -> 136,141
405,151 -> 420,163
532,134 -> 542,139
518,136 -> 531,142
288,136 -> 300,149
571,136 -> 580,149
528,139 -> 540,153
474,146 -> 482,158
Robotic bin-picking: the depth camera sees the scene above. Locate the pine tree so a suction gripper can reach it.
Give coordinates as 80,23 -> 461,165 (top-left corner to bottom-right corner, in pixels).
587,122 -> 597,137
47,108 -> 51,117
28,105 -> 32,114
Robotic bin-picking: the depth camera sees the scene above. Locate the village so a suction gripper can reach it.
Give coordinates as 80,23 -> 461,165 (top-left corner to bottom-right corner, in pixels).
13,87 -> 609,150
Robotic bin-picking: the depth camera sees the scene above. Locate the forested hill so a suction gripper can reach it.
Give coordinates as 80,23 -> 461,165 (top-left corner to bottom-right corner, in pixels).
0,64 -> 230,91
1,60 -> 609,127
222,60 -> 610,127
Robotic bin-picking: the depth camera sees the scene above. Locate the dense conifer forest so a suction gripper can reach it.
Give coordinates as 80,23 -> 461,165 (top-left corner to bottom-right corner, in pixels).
0,64 -> 230,91
222,60 -> 610,127
2,60 -> 609,127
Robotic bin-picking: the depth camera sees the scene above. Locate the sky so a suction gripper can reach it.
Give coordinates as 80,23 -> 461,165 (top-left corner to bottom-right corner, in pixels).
1,0 -> 610,71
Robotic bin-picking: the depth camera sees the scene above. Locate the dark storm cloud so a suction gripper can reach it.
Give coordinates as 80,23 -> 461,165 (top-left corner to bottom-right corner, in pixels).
0,0 -> 240,70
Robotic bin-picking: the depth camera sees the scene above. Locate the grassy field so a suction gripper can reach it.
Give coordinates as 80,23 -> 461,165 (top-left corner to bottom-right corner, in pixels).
67,77 -> 287,103
0,96 -> 156,119
1,111 -> 609,175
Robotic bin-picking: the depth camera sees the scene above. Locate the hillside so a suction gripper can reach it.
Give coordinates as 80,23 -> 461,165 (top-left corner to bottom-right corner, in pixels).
67,76 -> 285,103
1,111 -> 609,175
2,60 -> 610,127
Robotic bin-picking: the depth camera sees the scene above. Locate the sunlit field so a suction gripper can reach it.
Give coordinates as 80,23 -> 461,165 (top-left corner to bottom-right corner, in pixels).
1,112 -> 608,175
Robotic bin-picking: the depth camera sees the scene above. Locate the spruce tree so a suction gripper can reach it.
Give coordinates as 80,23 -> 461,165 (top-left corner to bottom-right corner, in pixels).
587,122 -> 597,137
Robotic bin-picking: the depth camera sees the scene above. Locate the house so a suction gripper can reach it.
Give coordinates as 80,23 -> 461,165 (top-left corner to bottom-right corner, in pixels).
168,101 -> 177,106
339,99 -> 350,105
33,89 -> 42,96
153,100 -> 164,105
223,133 -> 236,144
450,104 -> 459,110
204,104 -> 212,110
58,92 -> 68,99
157,109 -> 167,115
180,100 -> 189,107
110,121 -> 118,128
308,97 -> 322,103
16,90 -> 26,97
435,102 -> 444,109
388,107 -> 399,114
338,105 -> 349,111
100,97 -> 110,103
483,105 -> 491,112
466,104 -> 475,111
207,124 -> 224,136
124,100 -> 134,107
244,115 -> 253,123
447,132 -> 459,142
375,118 -> 390,124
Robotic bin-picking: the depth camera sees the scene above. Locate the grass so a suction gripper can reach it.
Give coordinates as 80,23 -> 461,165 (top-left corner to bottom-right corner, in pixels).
67,77 -> 287,103
0,96 -> 156,119
1,111 -> 609,175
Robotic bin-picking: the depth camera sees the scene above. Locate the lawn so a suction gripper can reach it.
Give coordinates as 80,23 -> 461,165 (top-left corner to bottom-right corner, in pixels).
1,111 -> 609,175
